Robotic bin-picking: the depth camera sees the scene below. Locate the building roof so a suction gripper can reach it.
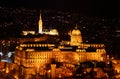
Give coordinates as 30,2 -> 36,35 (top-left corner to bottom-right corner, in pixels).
71,26 -> 81,35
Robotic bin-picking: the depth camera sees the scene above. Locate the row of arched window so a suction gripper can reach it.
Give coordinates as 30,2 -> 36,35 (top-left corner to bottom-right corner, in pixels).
20,44 -> 55,47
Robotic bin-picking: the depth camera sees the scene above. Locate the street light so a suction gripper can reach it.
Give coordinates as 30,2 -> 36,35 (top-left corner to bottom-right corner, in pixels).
14,75 -> 18,79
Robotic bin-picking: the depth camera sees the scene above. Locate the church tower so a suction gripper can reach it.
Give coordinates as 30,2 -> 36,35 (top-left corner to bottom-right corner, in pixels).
38,13 -> 43,34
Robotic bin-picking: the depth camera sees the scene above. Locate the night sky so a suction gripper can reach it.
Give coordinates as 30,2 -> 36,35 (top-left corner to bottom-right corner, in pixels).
0,0 -> 120,16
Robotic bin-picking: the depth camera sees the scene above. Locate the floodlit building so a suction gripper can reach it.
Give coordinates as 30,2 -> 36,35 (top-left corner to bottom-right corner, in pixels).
14,25 -> 106,76
22,31 -> 36,36
12,12 -> 107,77
22,12 -> 59,35
38,13 -> 43,34
70,25 -> 83,46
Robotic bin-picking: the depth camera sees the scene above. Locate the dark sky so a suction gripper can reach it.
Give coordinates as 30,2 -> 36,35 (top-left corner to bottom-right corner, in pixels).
0,0 -> 120,16
0,0 -> 120,56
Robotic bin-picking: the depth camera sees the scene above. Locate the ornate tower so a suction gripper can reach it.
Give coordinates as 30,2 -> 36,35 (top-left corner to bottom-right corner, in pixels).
70,24 -> 82,46
38,13 -> 43,34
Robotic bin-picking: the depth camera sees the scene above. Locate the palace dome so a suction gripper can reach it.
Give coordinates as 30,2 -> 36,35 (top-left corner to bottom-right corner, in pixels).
71,29 -> 81,35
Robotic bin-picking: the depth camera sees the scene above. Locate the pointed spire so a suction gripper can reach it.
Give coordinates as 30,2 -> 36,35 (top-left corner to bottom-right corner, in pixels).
39,12 -> 42,20
38,10 -> 43,34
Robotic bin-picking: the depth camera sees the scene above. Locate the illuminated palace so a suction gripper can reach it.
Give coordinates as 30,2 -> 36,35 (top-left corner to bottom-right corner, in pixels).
14,13 -> 107,76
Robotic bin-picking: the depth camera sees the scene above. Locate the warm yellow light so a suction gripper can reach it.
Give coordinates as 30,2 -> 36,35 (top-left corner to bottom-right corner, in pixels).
14,75 -> 18,79
117,70 -> 120,73
49,29 -> 59,35
22,31 -> 35,35
6,68 -> 9,73
26,49 -> 35,51
71,29 -> 81,35
58,74 -> 62,78
48,70 -> 51,73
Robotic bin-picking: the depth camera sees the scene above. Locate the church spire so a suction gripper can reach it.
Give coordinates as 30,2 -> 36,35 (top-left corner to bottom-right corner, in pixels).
39,13 -> 42,21
38,12 -> 43,34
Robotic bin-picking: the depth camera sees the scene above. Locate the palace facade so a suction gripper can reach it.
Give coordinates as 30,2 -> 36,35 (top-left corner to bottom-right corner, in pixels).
12,12 -> 107,78
14,26 -> 106,75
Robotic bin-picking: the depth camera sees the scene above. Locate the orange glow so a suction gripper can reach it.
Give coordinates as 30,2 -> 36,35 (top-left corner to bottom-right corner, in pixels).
14,75 -> 18,79
48,70 -> 51,73
6,67 -> 9,73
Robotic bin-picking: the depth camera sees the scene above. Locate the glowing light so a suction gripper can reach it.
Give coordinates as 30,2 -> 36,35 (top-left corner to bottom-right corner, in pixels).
26,49 -> 35,51
22,31 -> 35,35
48,70 -> 51,73
38,13 -> 43,34
58,74 -> 62,78
6,67 -> 9,73
49,29 -> 59,35
14,75 -> 18,79
71,29 -> 81,35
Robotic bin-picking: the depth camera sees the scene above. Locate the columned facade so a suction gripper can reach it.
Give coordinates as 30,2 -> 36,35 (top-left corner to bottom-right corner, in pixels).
70,27 -> 82,46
